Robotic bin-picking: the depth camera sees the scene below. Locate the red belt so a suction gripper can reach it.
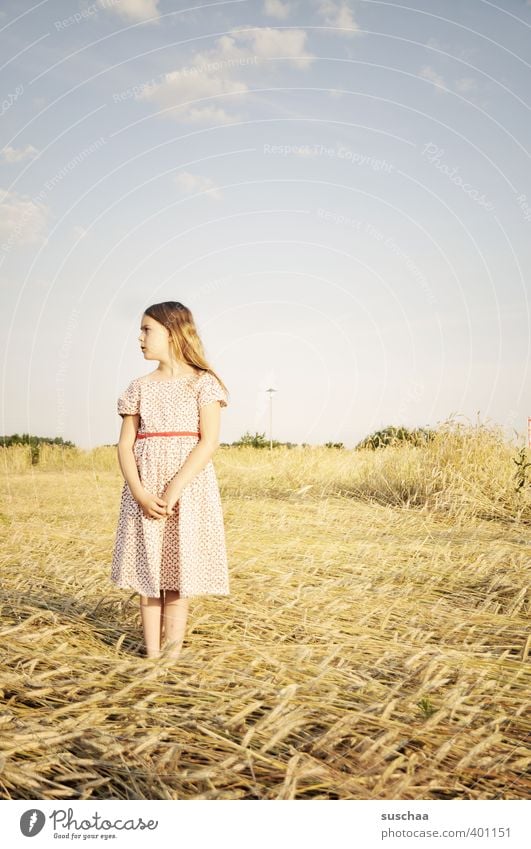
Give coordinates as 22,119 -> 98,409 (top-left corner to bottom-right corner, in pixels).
136,431 -> 200,439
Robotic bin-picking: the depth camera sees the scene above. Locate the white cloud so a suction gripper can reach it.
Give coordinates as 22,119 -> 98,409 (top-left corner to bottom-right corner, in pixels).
0,144 -> 39,164
138,66 -> 249,125
419,65 -> 480,97
425,36 -> 479,63
229,26 -> 315,69
455,77 -> 477,93
97,0 -> 161,23
316,1 -> 359,36
0,188 -> 48,249
263,0 -> 292,19
418,65 -> 448,92
174,171 -> 222,199
139,27 -> 315,123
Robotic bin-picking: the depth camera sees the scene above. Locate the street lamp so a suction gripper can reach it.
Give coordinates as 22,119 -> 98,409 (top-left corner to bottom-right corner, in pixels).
266,387 -> 277,451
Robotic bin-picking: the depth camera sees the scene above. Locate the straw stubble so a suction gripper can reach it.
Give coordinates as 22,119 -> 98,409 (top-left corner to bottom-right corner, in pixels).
1,425 -> 529,799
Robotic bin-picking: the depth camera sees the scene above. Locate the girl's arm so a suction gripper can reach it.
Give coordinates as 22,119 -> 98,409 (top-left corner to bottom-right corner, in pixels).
166,401 -> 221,494
117,413 -> 144,501
117,414 -> 168,520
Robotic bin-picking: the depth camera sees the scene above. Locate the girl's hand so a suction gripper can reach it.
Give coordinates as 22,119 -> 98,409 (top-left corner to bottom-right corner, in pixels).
137,490 -> 169,520
162,485 -> 182,516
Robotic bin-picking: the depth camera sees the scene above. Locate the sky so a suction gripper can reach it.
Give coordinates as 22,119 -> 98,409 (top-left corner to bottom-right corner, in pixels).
1,0 -> 530,450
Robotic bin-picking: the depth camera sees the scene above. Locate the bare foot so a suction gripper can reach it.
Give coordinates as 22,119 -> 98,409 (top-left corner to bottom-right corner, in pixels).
162,641 -> 184,660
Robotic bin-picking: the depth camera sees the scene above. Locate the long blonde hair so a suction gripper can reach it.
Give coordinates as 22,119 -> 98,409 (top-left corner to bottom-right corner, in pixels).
144,301 -> 229,400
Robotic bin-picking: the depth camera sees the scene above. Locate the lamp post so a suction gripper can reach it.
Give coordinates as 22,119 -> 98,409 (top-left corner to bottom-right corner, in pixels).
266,387 -> 277,451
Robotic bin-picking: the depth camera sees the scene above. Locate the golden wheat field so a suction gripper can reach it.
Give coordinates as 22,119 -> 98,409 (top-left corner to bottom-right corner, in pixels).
1,421 -> 530,800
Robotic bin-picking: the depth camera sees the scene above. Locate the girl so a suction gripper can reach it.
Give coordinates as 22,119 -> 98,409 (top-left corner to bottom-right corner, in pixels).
111,301 -> 230,659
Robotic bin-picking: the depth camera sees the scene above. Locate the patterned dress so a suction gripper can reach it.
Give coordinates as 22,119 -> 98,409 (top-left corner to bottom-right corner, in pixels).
110,371 -> 230,598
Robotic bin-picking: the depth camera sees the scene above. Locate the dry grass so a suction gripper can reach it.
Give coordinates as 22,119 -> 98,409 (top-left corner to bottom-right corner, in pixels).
0,421 -> 530,800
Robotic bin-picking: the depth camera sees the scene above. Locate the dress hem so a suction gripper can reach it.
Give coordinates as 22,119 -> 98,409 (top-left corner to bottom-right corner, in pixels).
111,580 -> 230,598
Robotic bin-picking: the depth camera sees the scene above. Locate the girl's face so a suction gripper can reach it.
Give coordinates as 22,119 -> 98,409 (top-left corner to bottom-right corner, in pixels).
138,314 -> 170,361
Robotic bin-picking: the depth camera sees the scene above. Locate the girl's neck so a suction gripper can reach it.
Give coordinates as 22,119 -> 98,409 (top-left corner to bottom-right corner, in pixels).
156,362 -> 196,378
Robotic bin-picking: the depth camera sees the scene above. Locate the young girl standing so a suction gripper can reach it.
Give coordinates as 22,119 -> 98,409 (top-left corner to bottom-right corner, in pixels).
111,301 -> 230,659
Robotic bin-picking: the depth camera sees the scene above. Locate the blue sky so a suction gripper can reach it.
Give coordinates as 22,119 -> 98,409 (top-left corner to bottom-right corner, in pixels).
1,0 -> 530,449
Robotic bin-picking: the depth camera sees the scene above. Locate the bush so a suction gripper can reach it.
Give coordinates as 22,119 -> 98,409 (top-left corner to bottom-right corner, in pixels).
356,425 -> 436,451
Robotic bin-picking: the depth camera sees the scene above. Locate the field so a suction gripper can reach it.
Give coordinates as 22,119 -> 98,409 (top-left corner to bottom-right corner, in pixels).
1,421 -> 530,800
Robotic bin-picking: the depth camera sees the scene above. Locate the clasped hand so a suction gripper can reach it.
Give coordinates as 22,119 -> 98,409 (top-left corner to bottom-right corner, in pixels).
137,484 -> 182,520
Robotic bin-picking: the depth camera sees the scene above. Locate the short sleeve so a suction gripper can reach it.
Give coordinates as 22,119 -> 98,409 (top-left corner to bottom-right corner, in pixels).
197,372 -> 228,409
117,379 -> 140,417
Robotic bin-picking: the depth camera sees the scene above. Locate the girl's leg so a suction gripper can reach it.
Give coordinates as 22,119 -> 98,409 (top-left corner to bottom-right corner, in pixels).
139,592 -> 164,658
162,590 -> 190,659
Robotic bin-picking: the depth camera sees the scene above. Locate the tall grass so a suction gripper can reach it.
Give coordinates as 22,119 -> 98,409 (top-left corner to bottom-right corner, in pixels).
5,418 -> 527,521
0,420 -> 529,799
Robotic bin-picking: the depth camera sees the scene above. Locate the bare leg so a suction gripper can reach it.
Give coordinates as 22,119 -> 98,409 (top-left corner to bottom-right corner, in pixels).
139,593 -> 164,658
162,590 -> 190,659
